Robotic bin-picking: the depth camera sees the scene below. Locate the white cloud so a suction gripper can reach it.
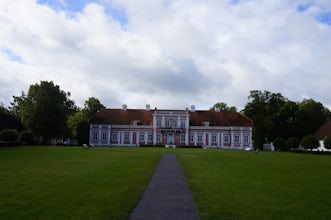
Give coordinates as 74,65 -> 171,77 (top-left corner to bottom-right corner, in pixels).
0,0 -> 330,111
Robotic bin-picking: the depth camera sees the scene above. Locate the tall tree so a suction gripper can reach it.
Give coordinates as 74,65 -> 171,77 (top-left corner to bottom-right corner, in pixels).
210,102 -> 237,111
0,102 -> 10,114
14,81 -> 77,143
83,97 -> 106,119
67,97 -> 105,139
242,90 -> 287,149
294,99 -> 331,139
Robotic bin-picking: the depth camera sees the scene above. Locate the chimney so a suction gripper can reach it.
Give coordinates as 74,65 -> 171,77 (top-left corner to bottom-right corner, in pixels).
191,105 -> 196,112
146,104 -> 151,111
122,104 -> 127,110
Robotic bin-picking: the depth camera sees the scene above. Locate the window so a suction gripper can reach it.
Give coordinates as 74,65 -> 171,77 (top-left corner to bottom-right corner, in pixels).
211,135 -> 217,143
165,119 -> 170,127
224,135 -> 230,143
93,132 -> 98,141
124,133 -> 130,141
181,120 -> 186,128
197,135 -> 203,142
235,135 -> 240,143
180,134 -> 186,143
156,120 -> 161,127
148,133 -> 153,142
156,133 -> 161,142
139,134 -> 145,142
172,120 -> 177,127
112,133 -> 118,141
189,134 -> 194,142
102,132 -> 107,141
244,135 -> 249,143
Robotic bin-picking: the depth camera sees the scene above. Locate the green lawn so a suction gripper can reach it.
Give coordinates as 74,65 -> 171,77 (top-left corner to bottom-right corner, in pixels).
0,147 -> 161,220
178,150 -> 331,220
1,147 -> 331,220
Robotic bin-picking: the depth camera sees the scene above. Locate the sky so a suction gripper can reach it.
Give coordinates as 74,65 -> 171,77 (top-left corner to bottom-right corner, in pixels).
1,0 -> 331,111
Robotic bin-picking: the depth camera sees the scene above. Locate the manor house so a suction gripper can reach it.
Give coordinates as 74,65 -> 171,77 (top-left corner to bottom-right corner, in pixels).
89,104 -> 253,149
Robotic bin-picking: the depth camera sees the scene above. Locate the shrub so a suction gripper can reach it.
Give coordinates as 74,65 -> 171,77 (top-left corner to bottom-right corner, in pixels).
300,135 -> 319,151
19,130 -> 34,145
0,129 -> 18,143
273,137 -> 286,151
324,136 -> 331,149
285,137 -> 299,151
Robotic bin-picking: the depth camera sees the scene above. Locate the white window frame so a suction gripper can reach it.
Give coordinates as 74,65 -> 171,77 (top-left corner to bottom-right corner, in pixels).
156,133 -> 161,142
112,133 -> 118,141
180,134 -> 186,143
172,120 -> 177,127
224,135 -> 230,143
189,134 -> 194,142
102,132 -> 107,141
148,133 -> 153,142
244,135 -> 249,143
165,119 -> 170,127
124,132 -> 130,141
139,134 -> 145,142
211,134 -> 217,143
197,135 -> 203,142
234,135 -> 240,143
156,120 -> 161,127
93,132 -> 98,141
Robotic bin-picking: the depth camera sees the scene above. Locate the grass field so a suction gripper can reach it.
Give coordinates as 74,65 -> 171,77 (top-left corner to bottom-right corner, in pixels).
0,147 -> 161,220
1,147 -> 331,220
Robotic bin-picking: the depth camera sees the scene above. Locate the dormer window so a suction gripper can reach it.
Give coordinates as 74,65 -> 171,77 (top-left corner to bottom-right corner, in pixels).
132,120 -> 140,126
204,121 -> 210,127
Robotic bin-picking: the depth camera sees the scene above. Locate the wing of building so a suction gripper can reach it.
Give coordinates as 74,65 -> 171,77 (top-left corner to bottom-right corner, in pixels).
89,105 -> 254,149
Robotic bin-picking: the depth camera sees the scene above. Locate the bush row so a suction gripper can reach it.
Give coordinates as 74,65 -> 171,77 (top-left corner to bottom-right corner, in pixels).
273,135 -> 331,151
0,129 -> 35,145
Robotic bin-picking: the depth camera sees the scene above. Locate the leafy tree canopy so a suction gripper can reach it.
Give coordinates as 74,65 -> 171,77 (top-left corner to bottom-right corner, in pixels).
83,97 -> 106,119
210,102 -> 237,112
12,81 -> 77,143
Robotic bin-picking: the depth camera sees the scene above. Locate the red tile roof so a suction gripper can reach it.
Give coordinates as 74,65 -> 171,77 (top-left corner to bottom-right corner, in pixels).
90,109 -> 253,127
314,120 -> 331,140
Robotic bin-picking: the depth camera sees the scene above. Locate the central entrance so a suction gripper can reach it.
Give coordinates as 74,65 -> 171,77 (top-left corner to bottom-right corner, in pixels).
167,133 -> 174,145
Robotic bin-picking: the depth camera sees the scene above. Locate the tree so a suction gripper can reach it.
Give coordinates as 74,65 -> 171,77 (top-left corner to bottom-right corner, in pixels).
294,99 -> 331,139
210,102 -> 237,111
242,90 -> 287,150
67,111 -> 86,138
285,137 -> 299,151
66,97 -> 105,139
19,130 -> 34,145
300,135 -> 319,151
0,129 -> 18,143
77,121 -> 90,145
273,137 -> 285,151
324,136 -> 331,150
83,97 -> 105,119
0,102 -> 10,114
13,81 -> 77,144
9,91 -> 26,117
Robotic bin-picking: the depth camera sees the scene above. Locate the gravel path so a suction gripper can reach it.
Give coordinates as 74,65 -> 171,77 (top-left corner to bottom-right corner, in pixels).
129,153 -> 200,220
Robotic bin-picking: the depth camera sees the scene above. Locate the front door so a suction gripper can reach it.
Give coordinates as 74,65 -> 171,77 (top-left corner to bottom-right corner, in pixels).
167,133 -> 174,145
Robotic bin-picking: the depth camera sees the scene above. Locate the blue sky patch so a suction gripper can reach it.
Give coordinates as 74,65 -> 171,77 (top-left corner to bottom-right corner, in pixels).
297,4 -> 311,12
230,0 -> 240,5
316,11 -> 331,25
37,0 -> 128,26
104,4 -> 128,26
1,48 -> 24,63
37,0 -> 97,12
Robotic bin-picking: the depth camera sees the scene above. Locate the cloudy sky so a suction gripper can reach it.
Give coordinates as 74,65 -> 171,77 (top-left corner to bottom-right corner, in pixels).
1,0 -> 331,110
